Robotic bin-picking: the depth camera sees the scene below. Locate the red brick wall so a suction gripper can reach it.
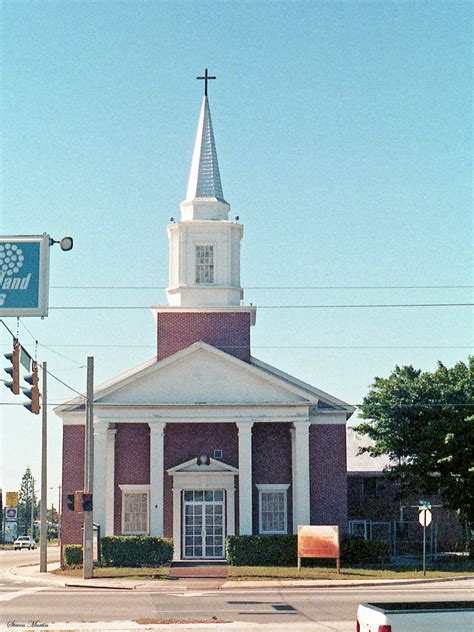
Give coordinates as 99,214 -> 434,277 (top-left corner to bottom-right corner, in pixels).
310,424 -> 348,532
61,425 -> 85,561
114,424 -> 150,535
157,312 -> 251,362
163,423 -> 239,539
252,423 -> 293,534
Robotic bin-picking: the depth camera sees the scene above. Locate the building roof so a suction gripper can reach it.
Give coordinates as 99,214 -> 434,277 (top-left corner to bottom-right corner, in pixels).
346,426 -> 391,473
185,96 -> 225,202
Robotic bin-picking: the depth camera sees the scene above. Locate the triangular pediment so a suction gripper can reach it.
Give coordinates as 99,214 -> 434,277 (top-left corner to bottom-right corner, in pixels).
167,456 -> 239,475
55,341 -> 353,416
56,342 -> 319,412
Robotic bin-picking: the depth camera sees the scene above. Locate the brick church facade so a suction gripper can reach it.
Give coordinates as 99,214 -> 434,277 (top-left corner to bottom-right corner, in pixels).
56,86 -> 354,561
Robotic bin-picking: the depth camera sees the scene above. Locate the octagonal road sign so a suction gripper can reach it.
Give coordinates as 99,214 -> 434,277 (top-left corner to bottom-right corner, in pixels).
418,508 -> 432,527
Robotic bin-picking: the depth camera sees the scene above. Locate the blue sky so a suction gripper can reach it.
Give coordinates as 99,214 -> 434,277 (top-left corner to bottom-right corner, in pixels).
1,0 -> 472,508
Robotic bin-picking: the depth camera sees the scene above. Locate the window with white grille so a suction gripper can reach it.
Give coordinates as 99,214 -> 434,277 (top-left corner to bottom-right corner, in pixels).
121,488 -> 149,535
195,245 -> 214,284
257,484 -> 289,534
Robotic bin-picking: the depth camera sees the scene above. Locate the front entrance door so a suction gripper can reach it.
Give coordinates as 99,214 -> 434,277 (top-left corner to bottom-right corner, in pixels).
183,490 -> 225,559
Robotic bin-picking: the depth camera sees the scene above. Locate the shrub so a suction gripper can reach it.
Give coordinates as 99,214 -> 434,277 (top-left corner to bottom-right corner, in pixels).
341,535 -> 391,565
226,534 -> 391,567
100,536 -> 173,568
64,544 -> 83,566
226,535 -> 297,566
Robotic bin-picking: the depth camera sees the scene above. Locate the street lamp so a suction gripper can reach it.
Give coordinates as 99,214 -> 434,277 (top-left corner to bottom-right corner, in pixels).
49,236 -> 74,251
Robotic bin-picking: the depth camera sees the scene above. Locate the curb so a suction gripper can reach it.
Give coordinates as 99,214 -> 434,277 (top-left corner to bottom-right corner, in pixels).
219,574 -> 474,590
8,563 -> 474,591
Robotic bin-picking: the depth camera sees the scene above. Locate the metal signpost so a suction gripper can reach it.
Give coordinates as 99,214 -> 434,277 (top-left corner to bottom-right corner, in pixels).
418,500 -> 432,576
83,357 -> 94,580
40,362 -> 47,572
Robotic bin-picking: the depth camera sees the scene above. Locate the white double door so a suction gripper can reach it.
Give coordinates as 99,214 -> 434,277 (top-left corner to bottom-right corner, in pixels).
183,490 -> 225,559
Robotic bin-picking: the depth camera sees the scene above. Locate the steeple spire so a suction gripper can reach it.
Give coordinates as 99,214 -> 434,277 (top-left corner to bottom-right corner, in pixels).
185,96 -> 225,203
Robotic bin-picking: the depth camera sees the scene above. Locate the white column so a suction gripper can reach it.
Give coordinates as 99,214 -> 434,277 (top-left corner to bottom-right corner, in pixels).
92,420 -> 109,535
290,428 -> 297,534
172,488 -> 181,560
105,428 -> 117,536
293,421 -> 311,528
237,422 -> 254,535
226,488 -> 235,536
149,422 -> 166,536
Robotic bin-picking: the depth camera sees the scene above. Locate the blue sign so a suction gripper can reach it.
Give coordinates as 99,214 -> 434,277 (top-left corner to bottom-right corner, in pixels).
0,235 -> 50,317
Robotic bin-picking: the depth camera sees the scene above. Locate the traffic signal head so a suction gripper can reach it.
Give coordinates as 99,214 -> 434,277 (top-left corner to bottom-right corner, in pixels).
82,493 -> 93,512
22,361 -> 41,415
4,340 -> 20,395
66,494 -> 75,511
66,491 -> 83,512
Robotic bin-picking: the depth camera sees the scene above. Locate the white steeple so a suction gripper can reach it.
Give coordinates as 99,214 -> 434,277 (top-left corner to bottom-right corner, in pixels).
186,96 -> 225,202
165,82 -> 244,308
180,95 -> 230,222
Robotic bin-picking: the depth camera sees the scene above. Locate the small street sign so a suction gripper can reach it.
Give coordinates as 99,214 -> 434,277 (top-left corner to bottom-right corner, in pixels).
419,500 -> 431,510
5,491 -> 18,507
5,507 -> 18,521
419,508 -> 432,527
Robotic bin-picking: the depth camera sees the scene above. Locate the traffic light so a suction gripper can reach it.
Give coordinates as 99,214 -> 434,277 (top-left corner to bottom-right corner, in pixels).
4,339 -> 20,395
82,493 -> 93,512
22,361 -> 41,415
66,491 -> 83,512
67,494 -> 75,511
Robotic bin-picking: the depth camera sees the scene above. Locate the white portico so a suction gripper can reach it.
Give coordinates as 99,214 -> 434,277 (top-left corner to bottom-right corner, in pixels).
57,341 -> 352,559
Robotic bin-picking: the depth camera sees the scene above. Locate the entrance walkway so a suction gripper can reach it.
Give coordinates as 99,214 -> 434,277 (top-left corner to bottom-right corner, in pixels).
169,561 -> 229,580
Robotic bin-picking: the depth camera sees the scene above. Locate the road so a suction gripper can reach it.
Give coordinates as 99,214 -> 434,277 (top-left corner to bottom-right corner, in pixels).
1,550 -> 473,631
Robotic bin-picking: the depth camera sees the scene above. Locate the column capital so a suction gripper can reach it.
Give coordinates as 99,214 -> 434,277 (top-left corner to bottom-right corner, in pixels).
236,421 -> 254,432
148,421 -> 166,435
293,420 -> 311,433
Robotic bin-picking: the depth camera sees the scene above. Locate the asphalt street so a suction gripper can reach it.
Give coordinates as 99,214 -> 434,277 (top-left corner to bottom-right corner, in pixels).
1,549 -> 473,631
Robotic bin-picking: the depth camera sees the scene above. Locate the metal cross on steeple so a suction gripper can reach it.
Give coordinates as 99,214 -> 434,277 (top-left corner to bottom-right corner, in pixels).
196,68 -> 216,97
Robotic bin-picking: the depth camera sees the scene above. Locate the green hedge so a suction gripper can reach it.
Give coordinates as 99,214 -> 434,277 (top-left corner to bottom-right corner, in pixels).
226,535 -> 297,566
226,534 -> 391,566
101,536 -> 173,568
63,544 -> 83,566
341,536 -> 391,565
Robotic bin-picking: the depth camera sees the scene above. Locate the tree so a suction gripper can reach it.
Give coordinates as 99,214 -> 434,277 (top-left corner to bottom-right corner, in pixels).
355,358 -> 474,525
18,467 -> 37,536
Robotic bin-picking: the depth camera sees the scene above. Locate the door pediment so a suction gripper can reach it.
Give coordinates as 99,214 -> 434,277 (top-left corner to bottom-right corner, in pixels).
167,456 -> 239,476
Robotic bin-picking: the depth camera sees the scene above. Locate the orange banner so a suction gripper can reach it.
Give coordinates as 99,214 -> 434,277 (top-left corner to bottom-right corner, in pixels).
298,525 -> 339,559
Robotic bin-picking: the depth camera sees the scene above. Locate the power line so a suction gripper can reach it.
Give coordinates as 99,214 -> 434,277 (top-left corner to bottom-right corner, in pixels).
2,343 -> 471,350
18,320 -> 84,367
1,401 -> 473,409
50,284 -> 474,290
45,302 -> 474,310
1,319 -> 86,398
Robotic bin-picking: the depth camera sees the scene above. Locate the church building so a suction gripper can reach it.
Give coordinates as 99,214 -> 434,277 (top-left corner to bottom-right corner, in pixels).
56,77 -> 354,561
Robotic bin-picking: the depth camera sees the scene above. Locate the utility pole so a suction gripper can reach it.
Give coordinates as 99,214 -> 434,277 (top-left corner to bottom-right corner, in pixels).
30,478 -> 34,537
58,484 -> 61,547
40,362 -> 47,572
83,357 -> 94,579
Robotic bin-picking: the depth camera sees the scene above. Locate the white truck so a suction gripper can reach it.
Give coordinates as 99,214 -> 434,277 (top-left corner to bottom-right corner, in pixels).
356,600 -> 474,631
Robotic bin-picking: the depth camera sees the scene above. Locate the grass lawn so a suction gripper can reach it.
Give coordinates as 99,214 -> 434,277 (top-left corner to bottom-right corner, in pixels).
228,560 -> 474,581
53,566 -> 171,580
52,559 -> 473,582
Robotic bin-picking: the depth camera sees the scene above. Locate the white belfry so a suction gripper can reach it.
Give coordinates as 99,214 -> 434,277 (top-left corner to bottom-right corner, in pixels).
166,95 -> 244,308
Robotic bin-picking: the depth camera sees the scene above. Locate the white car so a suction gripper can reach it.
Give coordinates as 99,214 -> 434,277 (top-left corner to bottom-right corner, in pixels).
13,536 -> 36,550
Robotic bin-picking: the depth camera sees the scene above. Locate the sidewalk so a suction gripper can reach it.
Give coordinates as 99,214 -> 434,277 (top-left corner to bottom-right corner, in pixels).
10,562 -> 474,591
